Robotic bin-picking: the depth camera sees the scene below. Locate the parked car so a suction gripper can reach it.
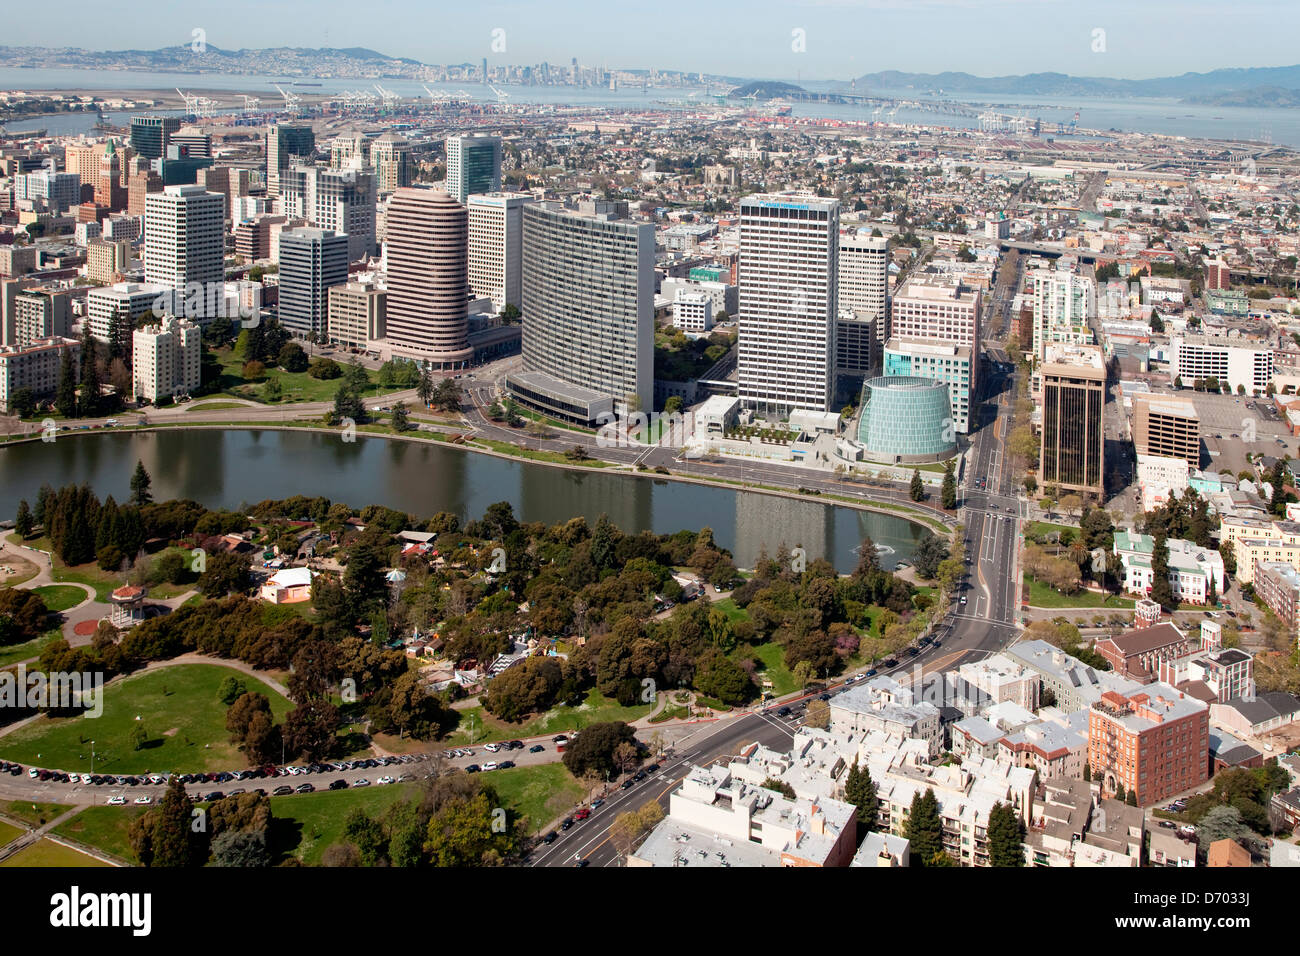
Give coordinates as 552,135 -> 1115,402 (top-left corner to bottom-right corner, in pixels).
107,795 -> 126,805
352,778 -> 372,787
542,831 -> 558,844
272,785 -> 293,796
295,783 -> 315,794
329,779 -> 348,791
377,775 -> 395,784
133,796 -> 153,805
529,745 -> 545,754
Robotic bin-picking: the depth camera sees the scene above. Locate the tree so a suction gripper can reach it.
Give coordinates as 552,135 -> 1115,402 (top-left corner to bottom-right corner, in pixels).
941,460 -> 957,510
909,469 -> 925,502
1195,805 -> 1253,851
904,787 -> 944,866
664,395 -> 683,415
391,401 -> 411,432
1149,530 -> 1176,612
416,362 -> 434,406
129,460 -> 153,507
843,757 -> 877,832
79,325 -> 101,416
277,342 -> 308,373
911,535 -> 949,580
55,346 -> 77,418
198,551 -> 251,598
226,691 -> 272,746
424,790 -> 516,866
14,500 -> 33,538
210,829 -> 270,867
8,387 -> 36,418
988,801 -> 1025,866
561,722 -> 639,779
129,777 -> 205,867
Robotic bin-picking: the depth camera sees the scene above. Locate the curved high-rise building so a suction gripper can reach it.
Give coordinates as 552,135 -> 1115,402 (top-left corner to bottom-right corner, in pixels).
384,186 -> 472,366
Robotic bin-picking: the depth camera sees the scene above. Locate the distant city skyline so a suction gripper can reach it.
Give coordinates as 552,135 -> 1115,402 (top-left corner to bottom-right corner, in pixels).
4,0 -> 1299,83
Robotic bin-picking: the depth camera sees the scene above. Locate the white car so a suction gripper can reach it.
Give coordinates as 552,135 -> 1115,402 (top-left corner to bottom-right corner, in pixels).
485,743 -> 501,753
133,796 -> 153,805
107,795 -> 126,805
68,773 -> 82,784
481,762 -> 498,772
377,775 -> 395,785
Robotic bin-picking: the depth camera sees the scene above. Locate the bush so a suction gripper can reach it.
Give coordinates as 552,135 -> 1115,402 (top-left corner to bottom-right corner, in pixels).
308,358 -> 342,380
242,360 -> 266,380
97,545 -> 126,572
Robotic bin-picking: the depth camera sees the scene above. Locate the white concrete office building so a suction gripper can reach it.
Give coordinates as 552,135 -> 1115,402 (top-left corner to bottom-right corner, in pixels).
467,192 -> 531,312
144,184 -> 225,322
738,192 -> 839,415
446,134 -> 502,205
279,165 -> 376,262
672,290 -> 714,333
1170,335 -> 1273,395
839,232 -> 889,351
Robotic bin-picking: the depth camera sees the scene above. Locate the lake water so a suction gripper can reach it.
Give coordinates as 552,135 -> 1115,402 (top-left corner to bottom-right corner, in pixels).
0,429 -> 931,573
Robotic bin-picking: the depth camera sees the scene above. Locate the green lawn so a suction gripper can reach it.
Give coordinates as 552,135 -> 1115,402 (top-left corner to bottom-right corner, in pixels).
0,629 -> 62,667
0,838 -> 111,867
31,584 -> 87,612
473,438 -> 614,468
743,642 -> 798,696
186,401 -> 252,411
0,663 -> 293,774
51,806 -> 144,863
269,782 -> 417,865
446,689 -> 653,746
0,820 -> 22,847
485,763 -> 584,834
712,598 -> 750,623
1024,574 -> 1135,609
1025,520 -> 1076,541
212,348 -> 401,405
1,800 -> 72,827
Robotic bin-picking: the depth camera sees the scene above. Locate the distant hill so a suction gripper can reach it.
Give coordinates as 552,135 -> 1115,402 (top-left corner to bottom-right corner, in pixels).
728,80 -> 804,100
1185,85 -> 1300,108
846,65 -> 1300,104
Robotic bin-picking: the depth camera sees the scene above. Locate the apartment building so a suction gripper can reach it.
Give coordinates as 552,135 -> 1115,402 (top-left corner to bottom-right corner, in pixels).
1005,639 -> 1144,713
1030,266 -> 1097,362
1095,621 -> 1192,681
1254,560 -> 1300,642
838,232 -> 889,351
279,165 -> 376,262
629,763 -> 858,867
1226,518 -> 1300,584
132,316 -> 201,402
0,336 -> 80,410
86,238 -> 131,285
144,184 -> 224,322
955,653 -> 1040,710
11,288 -> 73,348
1087,684 -> 1210,805
890,275 -> 982,355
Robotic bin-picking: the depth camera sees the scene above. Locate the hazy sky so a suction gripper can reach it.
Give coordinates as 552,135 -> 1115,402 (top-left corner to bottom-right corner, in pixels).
8,0 -> 1298,82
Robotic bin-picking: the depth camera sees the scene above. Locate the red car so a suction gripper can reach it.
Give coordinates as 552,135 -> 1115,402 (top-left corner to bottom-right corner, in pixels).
575,807 -> 591,821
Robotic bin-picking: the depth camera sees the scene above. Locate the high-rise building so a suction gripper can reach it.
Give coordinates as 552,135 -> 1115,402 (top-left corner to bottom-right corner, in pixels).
1206,259 -> 1231,291
171,127 -> 212,159
370,133 -> 413,194
737,192 -> 839,415
129,116 -> 180,160
266,124 -> 316,198
277,227 -> 350,338
94,140 -> 126,211
1133,393 -> 1200,468
383,186 -> 473,366
128,167 -> 163,218
1039,343 -> 1106,499
14,170 -> 81,214
466,192 -> 531,312
838,232 -> 889,352
445,134 -> 501,204
144,184 -> 225,322
507,200 -> 653,423
280,165 -> 376,262
1031,266 -> 1096,362
329,132 -> 370,170
132,316 -> 201,402
64,143 -> 103,185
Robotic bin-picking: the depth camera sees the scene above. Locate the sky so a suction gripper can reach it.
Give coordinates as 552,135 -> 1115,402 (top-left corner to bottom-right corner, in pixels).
7,0 -> 1299,82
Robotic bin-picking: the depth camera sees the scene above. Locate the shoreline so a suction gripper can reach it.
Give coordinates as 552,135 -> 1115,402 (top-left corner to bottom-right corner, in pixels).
0,419 -> 955,538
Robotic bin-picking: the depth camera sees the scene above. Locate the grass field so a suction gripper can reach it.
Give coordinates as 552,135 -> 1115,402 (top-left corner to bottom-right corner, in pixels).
269,782 -> 417,865
31,584 -> 87,612
1024,574 -> 1135,609
0,820 -> 22,847
1025,521 -> 1076,541
51,806 -> 144,863
486,763 -> 584,834
446,689 -> 653,746
0,663 -> 294,774
712,597 -> 749,623
2,801 -> 72,827
742,641 -> 798,697
0,629 -> 62,667
186,401 -> 253,411
0,838 -> 111,867
212,348 -> 399,405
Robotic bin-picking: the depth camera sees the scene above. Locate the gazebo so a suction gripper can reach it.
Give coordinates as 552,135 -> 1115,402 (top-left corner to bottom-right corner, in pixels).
109,584 -> 148,628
